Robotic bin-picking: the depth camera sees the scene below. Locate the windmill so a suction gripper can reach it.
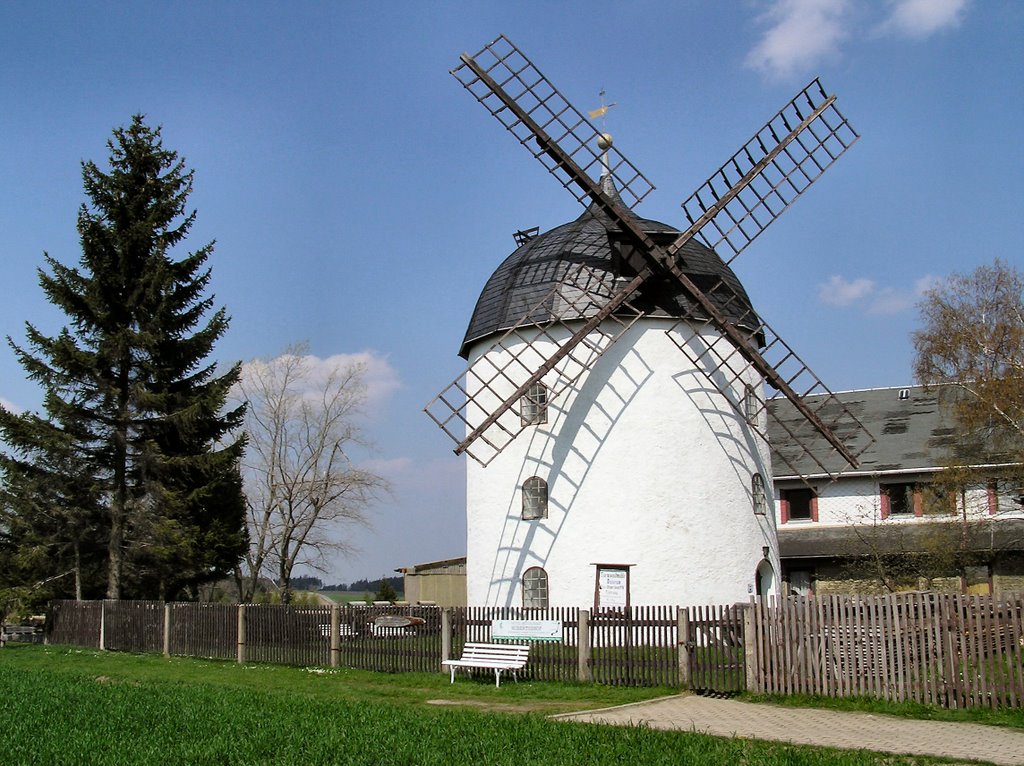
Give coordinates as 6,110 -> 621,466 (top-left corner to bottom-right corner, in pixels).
424,36 -> 875,607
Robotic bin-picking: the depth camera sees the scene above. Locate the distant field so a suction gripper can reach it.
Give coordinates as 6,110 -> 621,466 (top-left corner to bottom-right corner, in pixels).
0,646 -> 955,765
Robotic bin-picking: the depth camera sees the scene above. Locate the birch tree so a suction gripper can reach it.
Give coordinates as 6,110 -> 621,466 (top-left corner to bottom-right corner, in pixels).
914,259 -> 1024,450
234,344 -> 384,603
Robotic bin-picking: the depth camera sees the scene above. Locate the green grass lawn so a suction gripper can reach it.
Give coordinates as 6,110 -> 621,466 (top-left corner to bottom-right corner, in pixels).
0,645 -> 995,765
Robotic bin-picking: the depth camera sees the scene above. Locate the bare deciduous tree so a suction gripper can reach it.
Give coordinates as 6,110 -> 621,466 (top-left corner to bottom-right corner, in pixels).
913,258 -> 1023,541
841,487 -> 995,594
233,343 -> 385,604
914,258 -> 1024,449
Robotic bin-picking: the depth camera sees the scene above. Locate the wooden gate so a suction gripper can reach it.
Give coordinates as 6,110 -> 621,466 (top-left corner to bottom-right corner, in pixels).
686,603 -> 746,693
589,606 -> 678,687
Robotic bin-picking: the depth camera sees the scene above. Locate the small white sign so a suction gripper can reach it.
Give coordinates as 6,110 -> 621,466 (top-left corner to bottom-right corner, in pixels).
491,619 -> 562,642
598,568 -> 628,609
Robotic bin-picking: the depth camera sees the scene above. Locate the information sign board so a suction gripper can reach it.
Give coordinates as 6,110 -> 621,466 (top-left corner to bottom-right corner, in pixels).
491,619 -> 562,642
597,568 -> 628,609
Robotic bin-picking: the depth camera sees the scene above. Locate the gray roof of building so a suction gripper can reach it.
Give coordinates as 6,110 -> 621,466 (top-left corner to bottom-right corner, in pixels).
768,384 -> 1021,480
779,518 -> 1024,559
459,203 -> 759,358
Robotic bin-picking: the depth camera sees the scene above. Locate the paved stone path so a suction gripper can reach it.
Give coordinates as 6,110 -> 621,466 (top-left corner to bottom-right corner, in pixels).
553,695 -> 1024,765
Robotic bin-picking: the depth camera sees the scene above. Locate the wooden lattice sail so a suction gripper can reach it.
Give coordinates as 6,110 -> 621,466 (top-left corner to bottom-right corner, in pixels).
425,35 -> 874,477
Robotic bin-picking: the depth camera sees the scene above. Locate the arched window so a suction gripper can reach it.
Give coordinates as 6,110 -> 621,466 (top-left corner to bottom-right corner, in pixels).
752,473 -> 768,516
523,567 -> 549,608
521,381 -> 548,425
743,384 -> 760,424
522,476 -> 548,520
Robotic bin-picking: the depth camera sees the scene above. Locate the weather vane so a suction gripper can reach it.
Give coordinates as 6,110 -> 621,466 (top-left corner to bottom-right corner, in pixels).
587,88 -> 617,124
589,89 -> 617,159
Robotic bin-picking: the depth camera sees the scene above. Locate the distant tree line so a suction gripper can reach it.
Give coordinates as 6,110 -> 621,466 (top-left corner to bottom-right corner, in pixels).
320,576 -> 403,594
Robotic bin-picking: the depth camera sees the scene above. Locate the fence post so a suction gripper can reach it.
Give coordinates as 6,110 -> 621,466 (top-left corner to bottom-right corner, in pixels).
237,604 -> 246,664
440,608 -> 452,673
677,606 -> 690,689
99,600 -> 106,651
577,609 -> 592,682
743,601 -> 757,693
163,603 -> 171,658
330,603 -> 340,668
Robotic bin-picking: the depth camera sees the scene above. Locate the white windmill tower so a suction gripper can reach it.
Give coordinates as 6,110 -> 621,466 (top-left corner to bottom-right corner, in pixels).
426,36 -> 873,609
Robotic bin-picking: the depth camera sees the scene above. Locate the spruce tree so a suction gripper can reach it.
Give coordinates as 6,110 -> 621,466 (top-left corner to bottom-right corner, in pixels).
0,115 -> 247,600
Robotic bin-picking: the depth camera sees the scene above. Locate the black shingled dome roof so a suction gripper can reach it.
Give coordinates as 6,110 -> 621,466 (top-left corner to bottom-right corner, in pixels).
459,202 -> 760,358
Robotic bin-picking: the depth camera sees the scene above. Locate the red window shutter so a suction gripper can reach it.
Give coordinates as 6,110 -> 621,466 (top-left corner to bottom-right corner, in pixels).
880,487 -> 890,520
810,494 -> 819,523
780,493 -> 790,523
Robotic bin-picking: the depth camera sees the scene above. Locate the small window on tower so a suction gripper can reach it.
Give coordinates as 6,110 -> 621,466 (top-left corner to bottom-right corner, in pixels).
752,473 -> 768,515
522,476 -> 548,520
521,382 -> 548,426
744,384 -> 760,424
523,567 -> 549,608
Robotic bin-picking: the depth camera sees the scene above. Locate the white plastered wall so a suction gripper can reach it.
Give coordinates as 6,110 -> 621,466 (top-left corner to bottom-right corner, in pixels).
464,318 -> 779,608
777,476 -> 1023,530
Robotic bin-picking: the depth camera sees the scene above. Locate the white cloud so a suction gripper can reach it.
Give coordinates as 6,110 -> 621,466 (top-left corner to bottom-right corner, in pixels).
0,397 -> 23,415
745,0 -> 970,80
817,273 -> 936,315
912,273 -> 940,296
865,274 -> 937,315
238,348 -> 401,416
745,0 -> 852,80
865,287 -> 914,315
308,351 -> 401,412
818,274 -> 875,306
875,0 -> 968,39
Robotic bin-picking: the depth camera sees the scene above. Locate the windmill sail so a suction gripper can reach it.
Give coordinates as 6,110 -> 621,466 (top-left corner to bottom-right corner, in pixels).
451,35 -> 655,210
669,317 -> 874,481
425,262 -> 647,466
431,35 -> 873,476
678,78 -> 858,265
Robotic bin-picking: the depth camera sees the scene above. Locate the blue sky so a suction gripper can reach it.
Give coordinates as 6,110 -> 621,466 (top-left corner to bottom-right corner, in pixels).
1,1 -> 1021,584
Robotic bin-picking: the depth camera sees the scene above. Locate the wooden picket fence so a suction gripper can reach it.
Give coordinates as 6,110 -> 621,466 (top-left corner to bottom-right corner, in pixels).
48,600 -> 445,673
334,603 -> 444,673
42,592 -> 1024,709
168,602 -> 237,660
588,605 -> 680,688
453,606 -> 580,682
452,605 -> 683,687
686,603 -> 747,694
752,592 -> 1024,709
45,600 -> 694,688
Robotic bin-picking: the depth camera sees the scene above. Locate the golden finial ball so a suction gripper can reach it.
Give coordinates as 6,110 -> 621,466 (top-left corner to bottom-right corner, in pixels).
597,132 -> 613,151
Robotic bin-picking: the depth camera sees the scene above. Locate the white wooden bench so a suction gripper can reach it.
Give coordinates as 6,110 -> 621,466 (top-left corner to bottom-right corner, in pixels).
442,642 -> 530,688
